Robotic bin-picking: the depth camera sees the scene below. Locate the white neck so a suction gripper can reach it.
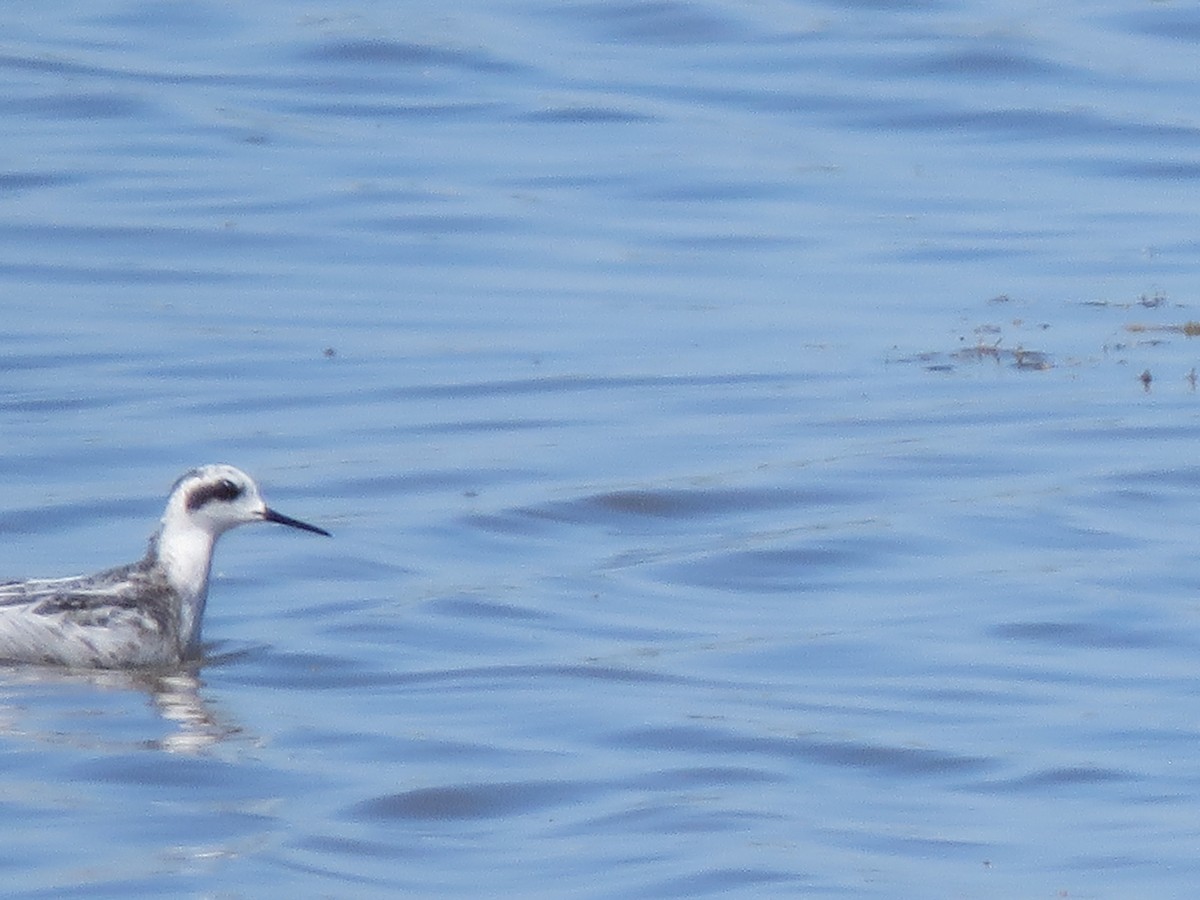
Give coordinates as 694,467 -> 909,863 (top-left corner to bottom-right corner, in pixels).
151,517 -> 218,655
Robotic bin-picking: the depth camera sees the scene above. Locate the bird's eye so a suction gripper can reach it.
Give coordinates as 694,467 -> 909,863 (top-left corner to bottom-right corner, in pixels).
186,478 -> 245,511
215,479 -> 241,501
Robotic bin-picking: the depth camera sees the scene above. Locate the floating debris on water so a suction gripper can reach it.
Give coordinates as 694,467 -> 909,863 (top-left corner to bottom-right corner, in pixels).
896,292 -> 1200,389
897,339 -> 1053,372
1125,321 -> 1200,337
1013,348 -> 1052,370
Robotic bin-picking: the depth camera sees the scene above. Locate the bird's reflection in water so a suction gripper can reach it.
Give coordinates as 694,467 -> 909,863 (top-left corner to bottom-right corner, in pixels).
145,668 -> 243,753
0,660 -> 244,755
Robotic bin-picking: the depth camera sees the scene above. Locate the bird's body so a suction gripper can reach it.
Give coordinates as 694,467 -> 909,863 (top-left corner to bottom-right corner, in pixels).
0,465 -> 329,668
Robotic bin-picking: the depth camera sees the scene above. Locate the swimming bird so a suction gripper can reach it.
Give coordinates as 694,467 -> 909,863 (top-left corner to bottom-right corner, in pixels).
0,464 -> 329,668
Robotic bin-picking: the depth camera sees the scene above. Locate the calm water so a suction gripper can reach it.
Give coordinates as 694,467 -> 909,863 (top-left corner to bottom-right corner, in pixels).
3,1 -> 1200,897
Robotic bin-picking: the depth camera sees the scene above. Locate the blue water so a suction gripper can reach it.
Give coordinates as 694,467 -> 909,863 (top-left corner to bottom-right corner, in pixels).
3,1 -> 1200,897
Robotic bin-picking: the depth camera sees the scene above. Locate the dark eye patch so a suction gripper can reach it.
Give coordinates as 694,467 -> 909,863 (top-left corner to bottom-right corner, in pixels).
186,478 -> 244,511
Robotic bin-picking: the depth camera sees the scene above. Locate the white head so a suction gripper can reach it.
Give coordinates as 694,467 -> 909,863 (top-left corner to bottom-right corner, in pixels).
152,464 -> 329,657
165,464 -> 330,540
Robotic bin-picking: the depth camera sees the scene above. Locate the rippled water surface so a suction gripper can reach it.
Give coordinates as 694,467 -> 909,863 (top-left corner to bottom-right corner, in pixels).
4,1 -> 1200,897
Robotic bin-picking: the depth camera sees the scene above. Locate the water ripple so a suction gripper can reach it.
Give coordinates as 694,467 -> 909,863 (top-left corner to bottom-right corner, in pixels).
351,779 -> 590,822
611,724 -> 992,777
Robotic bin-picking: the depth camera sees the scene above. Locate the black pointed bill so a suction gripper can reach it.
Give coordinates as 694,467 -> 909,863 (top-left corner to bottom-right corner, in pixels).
262,507 -> 331,536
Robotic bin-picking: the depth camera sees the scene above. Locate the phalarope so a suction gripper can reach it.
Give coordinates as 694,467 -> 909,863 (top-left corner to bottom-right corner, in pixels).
0,464 -> 329,668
